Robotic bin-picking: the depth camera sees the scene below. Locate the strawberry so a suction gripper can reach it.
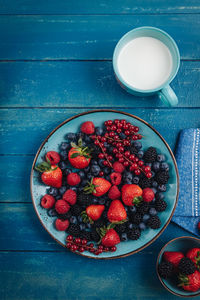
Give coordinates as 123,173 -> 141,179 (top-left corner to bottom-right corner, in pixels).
55,199 -> 70,214
81,121 -> 95,135
198,222 -> 200,232
101,228 -> 120,247
84,177 -> 111,197
163,251 -> 185,268
63,189 -> 77,206
110,172 -> 122,185
46,151 -> 60,165
121,184 -> 143,206
142,188 -> 155,202
186,248 -> 200,270
112,161 -> 125,173
41,194 -> 55,209
178,271 -> 200,292
35,159 -> 62,188
108,185 -> 121,200
81,205 -> 105,223
68,138 -> 91,169
66,173 -> 81,186
55,218 -> 69,231
107,200 -> 127,223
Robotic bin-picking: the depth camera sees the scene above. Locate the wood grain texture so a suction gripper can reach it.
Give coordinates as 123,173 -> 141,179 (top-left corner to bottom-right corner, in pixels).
0,0 -> 200,15
1,108 -> 200,155
0,15 -> 199,60
0,61 -> 199,108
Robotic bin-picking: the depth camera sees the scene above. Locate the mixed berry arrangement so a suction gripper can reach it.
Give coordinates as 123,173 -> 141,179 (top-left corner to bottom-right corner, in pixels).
35,118 -> 170,255
158,248 -> 200,292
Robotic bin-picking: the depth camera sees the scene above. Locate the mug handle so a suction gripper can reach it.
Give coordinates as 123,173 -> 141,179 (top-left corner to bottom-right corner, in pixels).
158,85 -> 178,107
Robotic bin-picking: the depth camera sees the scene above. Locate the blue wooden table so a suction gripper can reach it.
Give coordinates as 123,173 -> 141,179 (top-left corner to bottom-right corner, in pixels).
1,1 -> 200,299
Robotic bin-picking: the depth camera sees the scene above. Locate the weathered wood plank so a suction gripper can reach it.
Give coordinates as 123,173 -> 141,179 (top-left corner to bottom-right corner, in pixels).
0,0 -> 200,14
0,61 -> 199,108
0,15 -> 199,60
0,108 -> 200,155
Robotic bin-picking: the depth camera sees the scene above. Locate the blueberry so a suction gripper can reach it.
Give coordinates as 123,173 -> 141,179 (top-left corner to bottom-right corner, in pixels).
92,198 -> 98,204
71,187 -> 77,192
99,198 -> 105,205
78,186 -> 84,193
129,206 -> 136,213
158,184 -> 167,192
64,168 -> 72,176
142,214 -> 150,223
125,179 -> 132,184
84,135 -> 91,144
91,165 -> 100,175
155,192 -> 164,200
66,132 -> 76,141
119,132 -> 126,139
87,173 -> 93,180
125,206 -> 129,212
80,223 -> 86,231
152,181 -> 158,188
149,207 -> 157,216
121,233 -> 128,241
108,146 -> 114,153
151,187 -> 157,194
48,208 -> 57,217
78,171 -> 85,179
81,179 -> 88,187
133,141 -> 142,150
70,216 -> 77,224
98,159 -> 104,168
137,150 -> 144,158
76,132 -> 84,140
139,222 -> 146,231
160,162 -> 169,171
128,223 -> 134,230
91,159 -> 98,165
95,127 -> 103,136
123,172 -> 133,181
132,176 -> 139,184
55,195 -> 61,200
48,187 -> 58,197
60,142 -> 69,151
59,161 -> 68,170
104,167 -> 110,175
59,186 -> 67,195
86,223 -> 92,229
60,150 -> 68,161
84,166 -> 90,173
157,154 -> 166,162
151,171 -> 155,178
152,161 -> 160,172
78,215 -> 83,223
104,142 -> 109,148
105,175 -> 110,181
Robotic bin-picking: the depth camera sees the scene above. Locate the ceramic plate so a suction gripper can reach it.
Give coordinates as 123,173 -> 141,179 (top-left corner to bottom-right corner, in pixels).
30,110 -> 179,259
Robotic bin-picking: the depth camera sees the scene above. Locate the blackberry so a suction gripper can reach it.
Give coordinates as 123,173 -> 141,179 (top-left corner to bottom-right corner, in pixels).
143,147 -> 157,162
130,146 -> 139,154
80,230 -> 92,241
115,223 -> 127,234
71,204 -> 83,216
93,219 -> 105,228
90,145 -> 100,159
147,215 -> 161,229
178,258 -> 196,275
102,209 -> 108,220
155,170 -> 170,184
131,213 -> 143,225
158,261 -> 174,279
155,199 -> 167,212
57,211 -> 72,220
139,177 -> 151,189
77,193 -> 92,208
137,202 -> 149,215
127,228 -> 141,240
90,230 -> 100,242
67,224 -> 80,237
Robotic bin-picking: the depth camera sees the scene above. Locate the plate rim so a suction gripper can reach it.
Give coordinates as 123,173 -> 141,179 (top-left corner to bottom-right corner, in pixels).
30,109 -> 179,260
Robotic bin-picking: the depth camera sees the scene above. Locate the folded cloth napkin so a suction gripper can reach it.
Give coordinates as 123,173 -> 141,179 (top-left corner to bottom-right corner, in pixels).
172,128 -> 200,236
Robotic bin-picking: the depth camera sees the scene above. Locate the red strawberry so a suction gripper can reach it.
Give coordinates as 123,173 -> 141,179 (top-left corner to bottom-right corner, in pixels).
55,199 -> 70,214
41,194 -> 55,209
110,172 -> 122,185
198,222 -> 200,232
66,173 -> 81,186
81,121 -> 95,134
107,200 -> 127,223
187,248 -> 200,270
84,177 -> 111,197
178,271 -> 200,292
163,251 -> 185,268
46,151 -> 60,165
63,189 -> 77,206
55,218 -> 69,231
35,160 -> 62,188
101,229 -> 120,247
142,188 -> 155,202
81,205 -> 105,223
108,186 -> 121,200
68,138 -> 91,169
121,184 -> 143,206
112,162 -> 125,173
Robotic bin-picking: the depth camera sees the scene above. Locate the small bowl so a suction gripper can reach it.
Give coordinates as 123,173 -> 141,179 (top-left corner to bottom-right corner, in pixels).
157,236 -> 200,297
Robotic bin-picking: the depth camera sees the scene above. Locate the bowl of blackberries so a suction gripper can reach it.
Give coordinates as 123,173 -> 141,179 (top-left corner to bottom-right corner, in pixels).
31,110 -> 179,259
157,236 -> 200,297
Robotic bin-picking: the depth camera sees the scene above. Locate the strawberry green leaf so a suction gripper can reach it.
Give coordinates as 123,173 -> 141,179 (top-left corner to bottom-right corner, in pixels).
70,142 -> 77,148
70,153 -> 80,158
78,138 -> 82,147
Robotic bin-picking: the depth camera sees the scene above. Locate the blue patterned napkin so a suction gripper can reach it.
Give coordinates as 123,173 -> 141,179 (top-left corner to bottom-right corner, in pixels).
172,128 -> 200,236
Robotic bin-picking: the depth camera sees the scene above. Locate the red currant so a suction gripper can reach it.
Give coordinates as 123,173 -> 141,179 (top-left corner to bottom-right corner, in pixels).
137,134 -> 142,139
123,161 -> 129,167
116,128 -> 122,133
109,131 -> 115,137
124,151 -> 130,157
144,166 -> 151,172
129,154 -> 135,161
99,171 -> 104,177
98,245 -> 104,250
89,248 -> 95,253
123,124 -> 129,130
104,247 -> 109,252
108,155 -> 113,161
114,119 -> 119,124
75,238 -> 81,244
119,146 -> 124,152
104,121 -> 108,126
78,247 -> 85,253
111,125 -> 117,131
146,172 -> 152,178
105,132 -> 109,138
114,135 -> 119,141
117,123 -> 123,128
113,148 -> 118,154
82,239 -> 87,245
102,147 -> 107,152
107,120 -> 113,126
119,157 -> 124,163
103,160 -> 109,166
66,243 -> 72,249
116,142 -> 122,148
66,235 -> 73,242
106,126 -> 111,131
135,157 -> 139,162
124,130 -> 130,136
134,169 -> 141,175
138,160 -> 144,167
111,246 -> 117,252
98,153 -> 104,159
101,137 -> 106,142
130,163 -> 138,170
132,135 -> 138,140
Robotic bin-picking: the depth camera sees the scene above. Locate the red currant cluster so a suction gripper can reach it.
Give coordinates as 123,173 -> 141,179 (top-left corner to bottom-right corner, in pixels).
90,119 -> 152,178
66,235 -> 116,255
